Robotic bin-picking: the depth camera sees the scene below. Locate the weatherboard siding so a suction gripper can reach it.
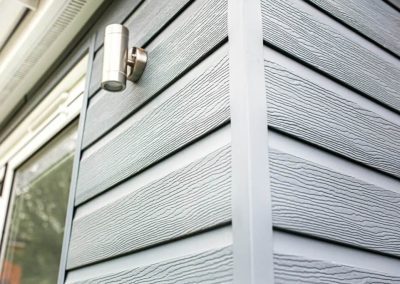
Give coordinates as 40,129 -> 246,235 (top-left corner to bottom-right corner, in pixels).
63,0 -> 232,281
60,0 -> 400,282
263,0 -> 400,281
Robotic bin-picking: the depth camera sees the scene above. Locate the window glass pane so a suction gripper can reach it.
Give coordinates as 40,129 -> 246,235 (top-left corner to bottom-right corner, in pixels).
0,165 -> 6,196
1,123 -> 77,284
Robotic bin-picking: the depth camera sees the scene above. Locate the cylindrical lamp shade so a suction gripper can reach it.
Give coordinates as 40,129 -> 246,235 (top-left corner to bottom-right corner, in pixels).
101,24 -> 129,92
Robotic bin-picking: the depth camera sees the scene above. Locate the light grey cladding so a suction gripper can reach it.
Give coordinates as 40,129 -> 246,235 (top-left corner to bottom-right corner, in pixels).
67,243 -> 400,284
76,46 -> 229,204
68,145 -> 231,268
264,53 -> 400,178
62,0 -> 232,281
68,247 -> 233,284
386,0 -> 400,10
70,130 -> 400,268
262,0 -> 400,281
263,17 -> 400,259
61,0 -> 400,281
90,0 -> 142,53
84,0 -> 228,148
261,0 -> 400,111
89,0 -> 192,96
308,0 -> 400,56
68,249 -> 400,284
270,147 -> 400,257
274,254 -> 400,283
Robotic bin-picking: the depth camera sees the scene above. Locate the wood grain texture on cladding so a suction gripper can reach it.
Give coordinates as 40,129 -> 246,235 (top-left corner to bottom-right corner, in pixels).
68,145 -> 231,268
66,248 -> 400,283
67,247 -> 233,284
270,149 -> 400,257
72,144 -> 400,267
274,254 -> 400,283
261,0 -> 400,111
307,0 -> 400,56
89,0 -> 192,96
85,0 -> 227,149
91,0 -> 142,52
76,53 -> 229,204
265,60 -> 400,178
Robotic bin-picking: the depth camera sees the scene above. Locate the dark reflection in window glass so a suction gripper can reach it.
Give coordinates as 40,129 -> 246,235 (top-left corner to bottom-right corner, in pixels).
0,165 -> 6,196
0,123 -> 77,284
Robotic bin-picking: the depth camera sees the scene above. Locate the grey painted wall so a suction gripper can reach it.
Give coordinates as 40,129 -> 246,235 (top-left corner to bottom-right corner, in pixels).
59,0 -> 400,282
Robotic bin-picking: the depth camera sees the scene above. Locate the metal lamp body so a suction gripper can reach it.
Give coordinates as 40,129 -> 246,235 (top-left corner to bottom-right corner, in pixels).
102,24 -> 129,92
101,24 -> 147,92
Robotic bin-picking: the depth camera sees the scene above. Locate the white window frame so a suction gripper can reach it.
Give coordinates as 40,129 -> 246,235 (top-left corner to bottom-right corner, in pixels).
0,54 -> 87,271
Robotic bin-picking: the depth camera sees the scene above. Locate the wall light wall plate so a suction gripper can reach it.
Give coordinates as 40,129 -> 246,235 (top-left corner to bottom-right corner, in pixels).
101,24 -> 148,92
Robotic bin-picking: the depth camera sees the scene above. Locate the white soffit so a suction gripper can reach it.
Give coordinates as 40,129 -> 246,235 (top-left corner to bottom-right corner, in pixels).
0,0 -> 28,51
0,0 -> 104,122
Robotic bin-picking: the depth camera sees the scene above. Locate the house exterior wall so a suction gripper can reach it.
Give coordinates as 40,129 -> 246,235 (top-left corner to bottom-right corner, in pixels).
61,0 -> 232,283
59,0 -> 400,282
263,0 -> 400,281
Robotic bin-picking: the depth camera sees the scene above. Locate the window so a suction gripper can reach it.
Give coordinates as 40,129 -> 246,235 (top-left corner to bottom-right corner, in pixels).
0,165 -> 6,196
0,124 -> 77,284
0,54 -> 88,284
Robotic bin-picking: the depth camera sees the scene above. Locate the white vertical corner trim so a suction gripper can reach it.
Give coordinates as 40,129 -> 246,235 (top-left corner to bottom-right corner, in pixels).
228,0 -> 274,283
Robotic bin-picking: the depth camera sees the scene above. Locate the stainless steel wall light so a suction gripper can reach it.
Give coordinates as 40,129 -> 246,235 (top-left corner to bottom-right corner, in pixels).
101,24 -> 147,92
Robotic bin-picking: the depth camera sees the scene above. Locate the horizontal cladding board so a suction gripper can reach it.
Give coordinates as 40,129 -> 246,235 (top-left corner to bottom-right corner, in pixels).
66,226 -> 233,281
274,229 -> 400,276
270,148 -> 400,257
386,0 -> 400,10
85,0 -> 227,149
70,132 -> 400,267
274,254 -> 400,283
67,247 -> 233,284
67,248 -> 399,283
261,0 -> 400,111
308,0 -> 400,56
123,0 -> 192,48
91,0 -> 142,52
74,124 -> 231,219
68,145 -> 231,268
264,53 -> 400,178
76,46 -> 229,204
89,0 -> 192,96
